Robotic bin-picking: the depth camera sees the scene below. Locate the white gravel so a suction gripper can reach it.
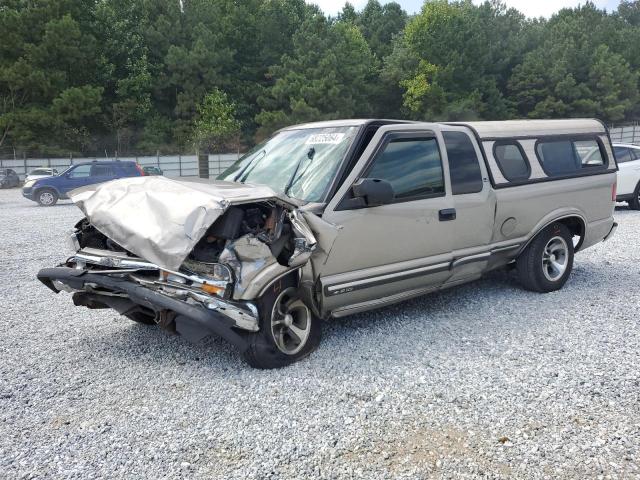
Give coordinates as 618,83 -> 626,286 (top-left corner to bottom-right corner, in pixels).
1,187 -> 639,479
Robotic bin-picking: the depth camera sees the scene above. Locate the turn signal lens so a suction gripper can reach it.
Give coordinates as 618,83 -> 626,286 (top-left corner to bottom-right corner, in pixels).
612,181 -> 617,202
201,284 -> 224,295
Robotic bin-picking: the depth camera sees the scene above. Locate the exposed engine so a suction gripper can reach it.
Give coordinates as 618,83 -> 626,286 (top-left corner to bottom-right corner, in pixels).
189,203 -> 292,266
71,201 -> 313,301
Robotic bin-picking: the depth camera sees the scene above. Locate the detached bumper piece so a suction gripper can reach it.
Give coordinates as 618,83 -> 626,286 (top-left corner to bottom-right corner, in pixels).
37,267 -> 252,352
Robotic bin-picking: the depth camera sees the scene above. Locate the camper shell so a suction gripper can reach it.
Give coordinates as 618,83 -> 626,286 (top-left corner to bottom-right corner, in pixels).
38,119 -> 617,368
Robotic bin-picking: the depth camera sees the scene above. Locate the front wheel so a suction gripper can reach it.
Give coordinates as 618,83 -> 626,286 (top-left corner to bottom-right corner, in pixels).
36,188 -> 58,206
243,275 -> 321,369
516,223 -> 574,293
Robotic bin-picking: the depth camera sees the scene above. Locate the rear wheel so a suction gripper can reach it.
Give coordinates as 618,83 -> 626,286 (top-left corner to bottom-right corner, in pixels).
243,275 -> 321,369
629,182 -> 640,210
36,188 -> 58,206
516,223 -> 574,293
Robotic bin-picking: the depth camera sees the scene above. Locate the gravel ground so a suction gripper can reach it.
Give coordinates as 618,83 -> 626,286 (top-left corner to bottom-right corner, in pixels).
0,187 -> 639,479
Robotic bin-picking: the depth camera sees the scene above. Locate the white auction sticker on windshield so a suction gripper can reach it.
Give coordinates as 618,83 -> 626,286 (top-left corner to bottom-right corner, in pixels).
306,133 -> 345,145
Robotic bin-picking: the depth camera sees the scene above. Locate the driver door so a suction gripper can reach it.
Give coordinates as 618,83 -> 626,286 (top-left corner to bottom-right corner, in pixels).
316,124 -> 457,315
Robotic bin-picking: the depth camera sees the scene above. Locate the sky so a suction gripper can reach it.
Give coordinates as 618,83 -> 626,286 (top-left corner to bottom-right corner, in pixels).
307,0 -> 622,18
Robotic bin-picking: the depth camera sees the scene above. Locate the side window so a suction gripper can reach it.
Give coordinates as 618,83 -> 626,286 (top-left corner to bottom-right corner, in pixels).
90,165 -> 114,177
630,148 -> 640,160
575,140 -> 604,166
493,142 -> 530,181
443,131 -> 483,195
536,139 -> 605,176
613,147 -> 632,163
68,165 -> 92,178
367,137 -> 444,200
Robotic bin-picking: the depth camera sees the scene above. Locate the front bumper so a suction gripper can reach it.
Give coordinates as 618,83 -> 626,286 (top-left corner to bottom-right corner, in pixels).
37,267 -> 253,352
22,187 -> 35,200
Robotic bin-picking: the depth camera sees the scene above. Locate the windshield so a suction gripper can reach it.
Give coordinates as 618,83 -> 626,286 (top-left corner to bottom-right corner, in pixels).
217,126 -> 358,202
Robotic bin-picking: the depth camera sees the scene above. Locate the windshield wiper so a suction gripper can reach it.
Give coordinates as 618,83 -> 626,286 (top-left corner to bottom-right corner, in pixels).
234,150 -> 266,183
284,147 -> 315,196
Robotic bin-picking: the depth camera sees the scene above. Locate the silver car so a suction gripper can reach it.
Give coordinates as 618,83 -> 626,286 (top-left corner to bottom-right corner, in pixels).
38,119 -> 617,368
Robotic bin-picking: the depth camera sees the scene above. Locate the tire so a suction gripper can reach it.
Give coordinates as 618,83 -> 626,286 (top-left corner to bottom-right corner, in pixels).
516,223 -> 574,293
243,274 -> 321,369
36,188 -> 58,206
629,182 -> 640,210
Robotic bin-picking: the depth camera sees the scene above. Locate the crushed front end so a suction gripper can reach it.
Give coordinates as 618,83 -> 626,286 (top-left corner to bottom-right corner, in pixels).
37,177 -> 318,351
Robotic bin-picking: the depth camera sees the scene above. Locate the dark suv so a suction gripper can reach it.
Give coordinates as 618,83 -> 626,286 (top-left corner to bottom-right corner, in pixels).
0,168 -> 20,188
23,161 -> 144,206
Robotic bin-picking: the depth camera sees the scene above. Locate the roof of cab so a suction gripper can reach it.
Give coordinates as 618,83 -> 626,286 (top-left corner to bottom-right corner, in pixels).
452,119 -> 607,139
279,119 -> 416,131
278,118 -> 608,139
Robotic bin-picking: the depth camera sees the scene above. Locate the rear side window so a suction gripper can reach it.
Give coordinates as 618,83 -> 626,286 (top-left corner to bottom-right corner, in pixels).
367,137 -> 444,199
536,139 -> 605,176
69,165 -> 92,178
90,165 -> 115,177
614,146 -> 640,163
493,142 -> 530,181
614,147 -> 632,163
443,131 -> 483,195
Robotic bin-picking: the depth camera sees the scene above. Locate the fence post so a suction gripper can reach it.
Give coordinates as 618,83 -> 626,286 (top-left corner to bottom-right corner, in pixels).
23,152 -> 27,177
157,150 -> 160,168
178,154 -> 182,177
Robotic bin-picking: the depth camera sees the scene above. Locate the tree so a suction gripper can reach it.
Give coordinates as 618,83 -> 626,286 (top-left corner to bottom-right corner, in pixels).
508,3 -> 639,122
356,0 -> 407,60
0,1 -> 107,154
192,89 -> 241,153
255,13 -> 376,137
391,0 -> 529,120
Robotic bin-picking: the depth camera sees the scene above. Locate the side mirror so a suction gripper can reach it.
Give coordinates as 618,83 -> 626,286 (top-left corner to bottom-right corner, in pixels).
352,178 -> 395,207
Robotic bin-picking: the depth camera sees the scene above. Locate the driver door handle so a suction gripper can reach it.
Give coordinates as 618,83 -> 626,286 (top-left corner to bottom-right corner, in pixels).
439,208 -> 457,221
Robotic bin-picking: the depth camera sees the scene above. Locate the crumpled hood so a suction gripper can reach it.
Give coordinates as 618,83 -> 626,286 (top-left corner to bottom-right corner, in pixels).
69,176 -> 299,270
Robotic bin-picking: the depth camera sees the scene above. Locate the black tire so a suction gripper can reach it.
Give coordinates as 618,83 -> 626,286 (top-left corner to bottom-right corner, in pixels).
36,188 -> 58,206
629,182 -> 640,210
516,222 -> 574,293
243,274 -> 321,369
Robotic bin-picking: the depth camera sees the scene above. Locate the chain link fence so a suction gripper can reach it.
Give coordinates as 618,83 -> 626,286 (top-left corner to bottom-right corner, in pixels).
609,123 -> 640,145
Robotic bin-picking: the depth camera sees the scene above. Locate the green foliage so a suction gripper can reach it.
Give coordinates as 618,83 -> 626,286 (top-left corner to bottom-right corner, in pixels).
255,14 -> 376,137
192,89 -> 241,152
508,3 -> 639,122
1,0 -> 640,154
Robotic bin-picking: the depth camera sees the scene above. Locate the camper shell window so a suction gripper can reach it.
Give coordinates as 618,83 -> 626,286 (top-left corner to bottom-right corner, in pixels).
535,138 -> 607,177
493,141 -> 531,182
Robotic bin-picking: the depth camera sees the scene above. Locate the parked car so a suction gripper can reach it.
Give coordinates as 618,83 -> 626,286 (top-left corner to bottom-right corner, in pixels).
38,119 -> 617,368
0,168 -> 20,188
613,143 -> 640,209
23,160 -> 145,206
142,165 -> 163,176
25,168 -> 58,183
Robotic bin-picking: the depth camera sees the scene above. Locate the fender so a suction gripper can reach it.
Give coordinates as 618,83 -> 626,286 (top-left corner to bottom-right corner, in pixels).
516,210 -> 587,256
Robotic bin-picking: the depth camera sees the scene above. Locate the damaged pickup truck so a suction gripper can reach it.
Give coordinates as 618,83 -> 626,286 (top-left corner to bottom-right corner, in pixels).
38,119 -> 618,368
